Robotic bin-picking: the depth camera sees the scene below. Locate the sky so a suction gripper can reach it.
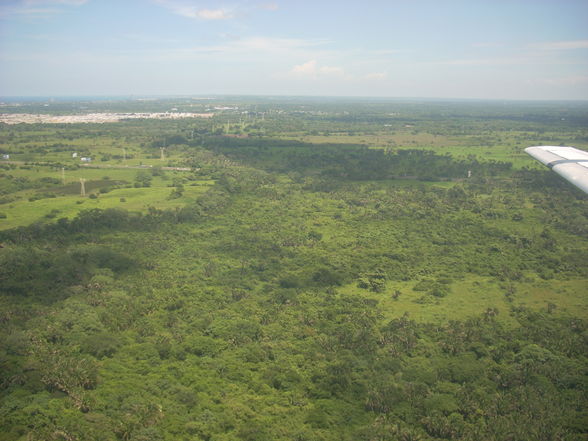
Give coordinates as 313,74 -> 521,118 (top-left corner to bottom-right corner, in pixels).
0,0 -> 587,100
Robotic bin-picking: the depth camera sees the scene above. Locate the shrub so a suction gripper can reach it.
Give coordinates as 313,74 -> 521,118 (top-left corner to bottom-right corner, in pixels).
312,267 -> 344,286
82,333 -> 121,358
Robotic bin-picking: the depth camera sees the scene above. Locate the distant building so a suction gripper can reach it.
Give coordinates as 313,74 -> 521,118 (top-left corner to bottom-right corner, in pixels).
80,157 -> 92,162
72,152 -> 78,158
2,154 -> 9,160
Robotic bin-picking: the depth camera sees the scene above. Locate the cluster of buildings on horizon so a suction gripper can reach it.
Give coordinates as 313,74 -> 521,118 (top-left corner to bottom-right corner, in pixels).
0,112 -> 214,125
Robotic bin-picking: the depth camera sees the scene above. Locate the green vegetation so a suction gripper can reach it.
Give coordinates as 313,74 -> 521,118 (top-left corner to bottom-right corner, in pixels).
0,98 -> 587,440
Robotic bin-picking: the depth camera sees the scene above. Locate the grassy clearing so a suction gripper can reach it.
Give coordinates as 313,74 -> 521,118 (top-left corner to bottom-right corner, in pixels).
516,279 -> 588,316
342,276 -> 588,326
0,180 -> 213,230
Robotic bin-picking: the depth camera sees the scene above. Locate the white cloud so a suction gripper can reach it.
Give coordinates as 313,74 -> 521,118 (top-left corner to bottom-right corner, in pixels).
291,60 -> 345,77
365,72 -> 387,80
0,0 -> 87,18
319,65 -> 344,75
195,8 -> 231,19
94,36 -> 332,66
153,1 -> 233,20
534,40 -> 588,50
259,2 -> 278,10
155,0 -> 281,20
292,60 -> 317,74
168,37 -> 330,59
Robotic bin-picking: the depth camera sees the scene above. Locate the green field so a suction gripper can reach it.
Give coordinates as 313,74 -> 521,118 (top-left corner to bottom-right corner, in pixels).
341,277 -> 588,325
0,182 -> 212,230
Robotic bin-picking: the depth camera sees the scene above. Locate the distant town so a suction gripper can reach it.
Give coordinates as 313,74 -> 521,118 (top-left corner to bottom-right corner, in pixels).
0,112 -> 214,124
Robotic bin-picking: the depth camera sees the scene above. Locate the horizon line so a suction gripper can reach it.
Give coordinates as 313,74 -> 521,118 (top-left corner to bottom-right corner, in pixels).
2,94 -> 588,103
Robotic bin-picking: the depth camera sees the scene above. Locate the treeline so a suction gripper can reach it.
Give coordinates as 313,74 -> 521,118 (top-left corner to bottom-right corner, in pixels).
201,137 -> 512,180
0,242 -> 135,300
0,205 -> 206,245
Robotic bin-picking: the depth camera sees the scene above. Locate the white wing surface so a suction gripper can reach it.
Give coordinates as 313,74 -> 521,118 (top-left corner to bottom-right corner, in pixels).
525,146 -> 588,194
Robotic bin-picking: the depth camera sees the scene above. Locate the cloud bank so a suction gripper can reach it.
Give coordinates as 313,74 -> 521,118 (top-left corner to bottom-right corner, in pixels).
153,0 -> 233,20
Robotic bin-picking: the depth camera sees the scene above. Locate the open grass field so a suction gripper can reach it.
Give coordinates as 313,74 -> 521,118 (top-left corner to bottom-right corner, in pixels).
0,122 -> 219,229
0,160 -> 214,229
341,276 -> 588,326
0,182 -> 212,230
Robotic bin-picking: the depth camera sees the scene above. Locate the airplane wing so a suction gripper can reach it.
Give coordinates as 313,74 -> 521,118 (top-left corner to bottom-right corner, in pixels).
525,146 -> 588,194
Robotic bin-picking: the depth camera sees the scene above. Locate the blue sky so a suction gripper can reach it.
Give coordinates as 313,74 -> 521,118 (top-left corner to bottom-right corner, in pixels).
1,0 -> 587,99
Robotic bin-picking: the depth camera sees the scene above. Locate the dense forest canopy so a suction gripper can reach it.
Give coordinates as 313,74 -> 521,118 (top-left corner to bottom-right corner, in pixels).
0,98 -> 587,441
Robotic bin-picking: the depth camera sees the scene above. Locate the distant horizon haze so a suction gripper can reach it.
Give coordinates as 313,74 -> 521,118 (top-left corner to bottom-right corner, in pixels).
2,95 -> 588,104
